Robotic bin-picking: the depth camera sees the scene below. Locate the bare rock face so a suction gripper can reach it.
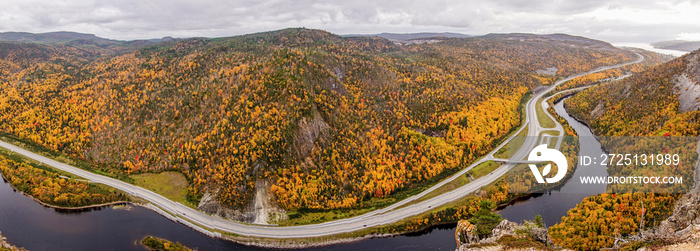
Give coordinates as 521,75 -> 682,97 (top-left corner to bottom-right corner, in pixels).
456,220 -> 480,246
456,220 -> 552,251
529,226 -> 550,244
655,192 -> 700,241
198,110 -> 328,223
293,111 -> 329,159
673,74 -> 700,112
654,179 -> 700,241
197,180 -> 287,224
673,52 -> 700,112
590,102 -> 606,119
197,189 -> 255,222
252,179 -> 287,225
652,138 -> 700,241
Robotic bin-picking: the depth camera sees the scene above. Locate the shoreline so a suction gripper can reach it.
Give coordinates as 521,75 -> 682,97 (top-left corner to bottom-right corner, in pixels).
0,176 -> 130,212
0,173 -> 462,249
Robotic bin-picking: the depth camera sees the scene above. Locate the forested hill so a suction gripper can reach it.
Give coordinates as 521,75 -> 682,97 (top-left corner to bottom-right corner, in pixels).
0,28 -> 635,215
566,48 -> 700,136
551,49 -> 700,250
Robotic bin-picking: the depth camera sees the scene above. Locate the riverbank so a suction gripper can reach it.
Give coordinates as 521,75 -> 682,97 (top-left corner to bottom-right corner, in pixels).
0,152 -> 130,211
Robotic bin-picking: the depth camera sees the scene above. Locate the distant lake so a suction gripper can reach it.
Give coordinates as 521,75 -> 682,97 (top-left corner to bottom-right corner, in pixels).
613,42 -> 688,57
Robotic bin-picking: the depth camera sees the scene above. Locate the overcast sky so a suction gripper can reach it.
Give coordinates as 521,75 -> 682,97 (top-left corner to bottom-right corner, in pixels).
0,0 -> 699,43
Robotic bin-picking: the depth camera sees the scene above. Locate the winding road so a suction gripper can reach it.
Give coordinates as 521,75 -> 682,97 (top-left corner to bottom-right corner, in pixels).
0,52 -> 644,239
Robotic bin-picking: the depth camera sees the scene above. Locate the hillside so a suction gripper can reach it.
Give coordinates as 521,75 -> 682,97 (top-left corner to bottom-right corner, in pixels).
550,49 -> 700,250
0,31 -> 110,44
566,49 -> 700,136
0,31 -> 174,54
0,28 -> 636,222
653,40 -> 700,52
343,32 -> 471,40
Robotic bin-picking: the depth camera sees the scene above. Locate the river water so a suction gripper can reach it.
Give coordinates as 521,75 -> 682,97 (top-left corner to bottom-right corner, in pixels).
0,99 -> 605,251
497,98 -> 608,227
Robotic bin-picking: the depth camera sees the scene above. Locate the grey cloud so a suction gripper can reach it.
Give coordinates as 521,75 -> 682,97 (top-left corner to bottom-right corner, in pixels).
0,0 -> 697,43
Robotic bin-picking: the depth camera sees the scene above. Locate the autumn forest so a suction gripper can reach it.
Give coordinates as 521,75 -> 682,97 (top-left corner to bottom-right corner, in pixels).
0,28 -> 638,216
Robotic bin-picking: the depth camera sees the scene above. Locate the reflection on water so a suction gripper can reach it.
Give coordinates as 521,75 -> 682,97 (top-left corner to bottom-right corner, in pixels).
0,173 -> 461,250
0,175 -> 258,251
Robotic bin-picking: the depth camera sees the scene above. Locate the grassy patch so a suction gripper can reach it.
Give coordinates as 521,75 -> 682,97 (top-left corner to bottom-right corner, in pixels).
132,171 -> 189,204
278,193 -> 405,226
468,161 -> 500,179
494,125 -> 528,158
536,97 -> 556,128
280,207 -> 375,226
538,130 -> 560,137
538,130 -> 560,148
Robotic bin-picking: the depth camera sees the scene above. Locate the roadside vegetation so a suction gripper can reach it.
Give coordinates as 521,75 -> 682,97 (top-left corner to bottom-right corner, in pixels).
494,125 -> 528,158
536,97 -> 556,128
132,171 -> 189,205
0,148 -> 127,208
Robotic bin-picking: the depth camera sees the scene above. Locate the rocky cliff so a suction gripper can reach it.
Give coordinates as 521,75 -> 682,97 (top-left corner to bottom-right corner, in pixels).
455,220 -> 554,251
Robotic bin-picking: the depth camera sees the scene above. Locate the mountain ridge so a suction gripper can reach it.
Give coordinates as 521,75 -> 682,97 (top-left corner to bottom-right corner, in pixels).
343,32 -> 471,40
653,40 -> 700,52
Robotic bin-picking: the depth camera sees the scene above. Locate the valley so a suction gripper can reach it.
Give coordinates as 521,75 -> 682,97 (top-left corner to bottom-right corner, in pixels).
0,28 -> 659,248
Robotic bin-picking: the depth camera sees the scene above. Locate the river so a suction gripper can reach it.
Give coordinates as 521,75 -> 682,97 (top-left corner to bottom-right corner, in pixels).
497,98 -> 608,227
0,98 -> 605,251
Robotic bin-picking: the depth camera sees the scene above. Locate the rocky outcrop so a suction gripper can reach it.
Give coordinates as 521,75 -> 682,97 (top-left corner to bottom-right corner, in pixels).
536,67 -> 558,76
293,110 -> 329,159
647,139 -> 700,242
455,220 -> 479,246
252,179 -> 287,225
197,190 -> 255,222
673,74 -> 700,112
0,231 -> 23,251
197,180 -> 287,224
672,51 -> 700,112
456,220 -> 552,251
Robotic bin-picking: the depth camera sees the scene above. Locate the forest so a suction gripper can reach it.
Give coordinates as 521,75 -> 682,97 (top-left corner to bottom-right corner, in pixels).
550,49 -> 700,250
0,28 -> 637,213
0,151 -> 127,208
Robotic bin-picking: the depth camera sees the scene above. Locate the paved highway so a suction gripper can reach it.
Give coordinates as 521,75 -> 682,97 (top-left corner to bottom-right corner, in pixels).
0,52 -> 643,239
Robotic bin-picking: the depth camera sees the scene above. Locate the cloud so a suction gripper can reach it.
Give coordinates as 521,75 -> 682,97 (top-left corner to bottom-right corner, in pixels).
0,0 -> 697,43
